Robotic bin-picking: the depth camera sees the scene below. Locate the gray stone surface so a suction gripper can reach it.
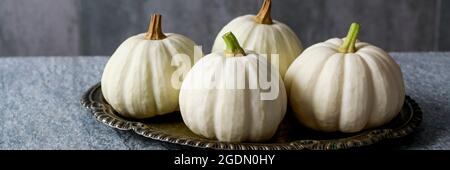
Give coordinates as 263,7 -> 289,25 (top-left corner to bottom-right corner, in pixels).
0,53 -> 449,150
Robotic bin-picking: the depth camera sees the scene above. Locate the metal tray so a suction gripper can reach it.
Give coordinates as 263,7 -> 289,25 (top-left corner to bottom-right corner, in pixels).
81,83 -> 422,150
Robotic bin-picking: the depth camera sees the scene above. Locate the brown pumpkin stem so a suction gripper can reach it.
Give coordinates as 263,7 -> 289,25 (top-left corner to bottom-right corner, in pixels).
254,0 -> 273,24
145,13 -> 167,40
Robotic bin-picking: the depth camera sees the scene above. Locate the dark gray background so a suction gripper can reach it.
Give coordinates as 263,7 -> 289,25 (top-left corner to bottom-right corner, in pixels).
0,0 -> 449,56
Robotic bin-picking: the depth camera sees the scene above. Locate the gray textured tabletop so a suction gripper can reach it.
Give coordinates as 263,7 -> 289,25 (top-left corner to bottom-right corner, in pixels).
0,52 -> 449,150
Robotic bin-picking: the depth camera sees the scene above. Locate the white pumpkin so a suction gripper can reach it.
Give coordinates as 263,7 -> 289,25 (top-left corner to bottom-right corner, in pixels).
101,14 -> 199,119
284,23 -> 405,133
211,0 -> 303,77
180,32 -> 287,142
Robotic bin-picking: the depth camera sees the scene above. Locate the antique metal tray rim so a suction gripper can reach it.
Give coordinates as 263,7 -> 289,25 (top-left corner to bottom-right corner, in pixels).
81,83 -> 422,150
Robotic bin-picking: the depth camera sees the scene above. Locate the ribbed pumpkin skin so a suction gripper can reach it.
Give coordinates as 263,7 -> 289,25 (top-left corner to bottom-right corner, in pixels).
179,51 -> 287,142
101,33 -> 198,119
212,15 -> 303,77
284,38 -> 405,133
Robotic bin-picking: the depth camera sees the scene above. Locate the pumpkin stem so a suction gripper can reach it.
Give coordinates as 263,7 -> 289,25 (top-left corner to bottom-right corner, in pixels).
255,0 -> 273,24
222,32 -> 246,57
339,23 -> 360,53
145,13 -> 167,40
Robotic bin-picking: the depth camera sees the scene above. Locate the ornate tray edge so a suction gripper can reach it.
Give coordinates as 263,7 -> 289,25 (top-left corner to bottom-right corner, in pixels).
81,83 -> 422,150
132,122 -> 306,150
81,83 -> 135,131
304,96 -> 423,150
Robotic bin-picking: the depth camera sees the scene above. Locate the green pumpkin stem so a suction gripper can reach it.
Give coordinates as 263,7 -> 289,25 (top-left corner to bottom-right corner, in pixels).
255,0 -> 273,24
145,13 -> 167,40
222,32 -> 246,57
339,23 -> 360,53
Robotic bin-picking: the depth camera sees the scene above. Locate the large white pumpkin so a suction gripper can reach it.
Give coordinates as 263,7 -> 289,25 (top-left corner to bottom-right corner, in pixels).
284,23 -> 405,133
101,14 -> 199,119
180,32 -> 287,142
211,0 -> 303,77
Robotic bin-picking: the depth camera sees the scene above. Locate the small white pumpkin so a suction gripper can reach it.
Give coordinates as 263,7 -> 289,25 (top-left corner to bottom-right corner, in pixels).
101,14 -> 199,119
211,0 -> 303,77
284,23 -> 405,133
180,32 -> 287,142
